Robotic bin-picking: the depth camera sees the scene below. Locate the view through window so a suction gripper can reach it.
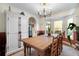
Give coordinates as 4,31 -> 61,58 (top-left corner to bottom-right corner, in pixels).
54,20 -> 63,33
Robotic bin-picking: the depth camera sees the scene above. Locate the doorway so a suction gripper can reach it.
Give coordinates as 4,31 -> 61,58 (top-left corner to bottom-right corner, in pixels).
28,17 -> 36,37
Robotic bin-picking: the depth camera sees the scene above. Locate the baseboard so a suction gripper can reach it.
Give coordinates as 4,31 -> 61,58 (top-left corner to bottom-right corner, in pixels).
6,47 -> 23,56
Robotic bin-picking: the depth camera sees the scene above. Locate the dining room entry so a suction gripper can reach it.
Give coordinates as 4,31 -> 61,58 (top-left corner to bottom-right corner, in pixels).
28,17 -> 36,37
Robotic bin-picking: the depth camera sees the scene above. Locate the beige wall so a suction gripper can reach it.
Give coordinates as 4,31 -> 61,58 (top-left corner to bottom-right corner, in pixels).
74,7 -> 79,26
39,17 -> 46,30
38,9 -> 75,32
31,7 -> 79,33
0,4 -> 8,32
0,4 -> 79,33
50,7 -> 79,39
0,4 -> 39,34
0,4 -> 21,32
0,12 -> 5,32
50,10 -> 73,33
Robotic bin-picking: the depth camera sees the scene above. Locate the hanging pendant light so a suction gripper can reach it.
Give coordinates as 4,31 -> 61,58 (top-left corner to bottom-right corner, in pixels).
20,12 -> 25,16
38,3 -> 52,18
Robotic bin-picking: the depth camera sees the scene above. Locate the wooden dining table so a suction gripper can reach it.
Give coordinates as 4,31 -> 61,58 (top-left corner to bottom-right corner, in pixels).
22,35 -> 54,56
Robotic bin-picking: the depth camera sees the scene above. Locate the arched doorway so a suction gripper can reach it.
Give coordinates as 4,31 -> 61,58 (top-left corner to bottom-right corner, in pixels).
28,17 -> 36,37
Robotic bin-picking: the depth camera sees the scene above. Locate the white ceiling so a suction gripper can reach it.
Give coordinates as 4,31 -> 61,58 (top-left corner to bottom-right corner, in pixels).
9,3 -> 79,16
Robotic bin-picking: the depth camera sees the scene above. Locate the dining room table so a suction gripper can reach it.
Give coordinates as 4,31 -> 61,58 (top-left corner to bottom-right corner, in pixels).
22,35 -> 54,56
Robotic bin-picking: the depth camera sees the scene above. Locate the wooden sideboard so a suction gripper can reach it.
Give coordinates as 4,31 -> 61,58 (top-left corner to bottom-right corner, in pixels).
0,32 -> 6,56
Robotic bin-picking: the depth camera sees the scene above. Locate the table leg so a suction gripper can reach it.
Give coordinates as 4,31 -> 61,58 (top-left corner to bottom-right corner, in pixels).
27,46 -> 29,56
23,42 -> 26,56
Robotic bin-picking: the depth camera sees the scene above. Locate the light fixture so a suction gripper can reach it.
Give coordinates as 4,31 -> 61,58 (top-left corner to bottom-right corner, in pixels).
38,3 -> 52,18
20,12 -> 25,16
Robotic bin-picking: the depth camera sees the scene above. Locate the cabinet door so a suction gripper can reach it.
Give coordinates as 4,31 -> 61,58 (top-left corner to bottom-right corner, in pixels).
6,12 -> 18,33
6,11 -> 19,52
6,34 -> 19,52
20,15 -> 28,39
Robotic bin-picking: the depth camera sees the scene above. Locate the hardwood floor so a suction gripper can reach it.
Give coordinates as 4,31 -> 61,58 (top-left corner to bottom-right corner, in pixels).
9,45 -> 79,56
9,48 -> 37,56
60,45 -> 79,56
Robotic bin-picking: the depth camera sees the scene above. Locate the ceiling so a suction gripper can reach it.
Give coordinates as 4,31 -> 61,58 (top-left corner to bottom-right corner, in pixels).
9,3 -> 79,16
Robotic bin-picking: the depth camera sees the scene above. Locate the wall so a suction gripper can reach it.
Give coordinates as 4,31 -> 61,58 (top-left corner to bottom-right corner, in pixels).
0,4 -> 8,32
37,9 -> 76,34
25,11 -> 40,36
0,4 -> 22,32
74,7 -> 79,26
50,8 -> 76,33
39,17 -> 46,31
0,4 -> 39,37
0,4 -> 40,55
51,7 -> 79,44
0,12 -> 6,32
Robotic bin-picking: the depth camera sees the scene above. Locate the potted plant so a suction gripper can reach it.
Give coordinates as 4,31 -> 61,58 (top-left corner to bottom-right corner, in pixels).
48,26 -> 51,36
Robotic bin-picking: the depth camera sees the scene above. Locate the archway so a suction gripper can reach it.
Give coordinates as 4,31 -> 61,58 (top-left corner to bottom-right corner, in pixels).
28,17 -> 36,37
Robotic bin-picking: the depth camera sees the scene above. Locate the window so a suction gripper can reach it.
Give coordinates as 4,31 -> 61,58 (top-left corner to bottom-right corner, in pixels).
54,20 -> 63,33
67,18 -> 73,40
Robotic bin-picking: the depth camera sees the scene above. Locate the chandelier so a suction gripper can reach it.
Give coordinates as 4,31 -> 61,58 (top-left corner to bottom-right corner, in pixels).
38,3 -> 52,17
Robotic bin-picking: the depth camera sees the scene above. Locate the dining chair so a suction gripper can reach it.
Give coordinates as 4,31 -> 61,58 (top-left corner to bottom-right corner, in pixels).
51,37 -> 58,56
57,33 -> 63,55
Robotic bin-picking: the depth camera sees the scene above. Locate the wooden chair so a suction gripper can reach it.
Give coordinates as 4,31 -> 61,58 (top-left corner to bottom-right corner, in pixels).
50,33 -> 63,56
37,35 -> 63,56
51,38 -> 58,56
57,34 -> 63,55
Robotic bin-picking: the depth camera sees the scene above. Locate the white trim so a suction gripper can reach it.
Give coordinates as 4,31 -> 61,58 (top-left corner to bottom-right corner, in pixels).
6,47 -> 23,56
